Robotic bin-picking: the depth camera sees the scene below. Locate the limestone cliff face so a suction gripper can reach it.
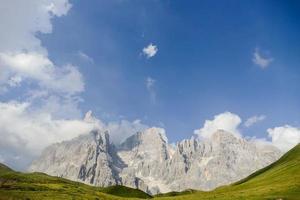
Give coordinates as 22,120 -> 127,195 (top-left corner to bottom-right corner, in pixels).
29,130 -> 123,187
29,128 -> 281,194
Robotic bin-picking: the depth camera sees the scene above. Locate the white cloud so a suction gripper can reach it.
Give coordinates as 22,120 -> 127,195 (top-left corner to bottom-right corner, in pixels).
78,51 -> 94,63
45,0 -> 72,16
0,101 -> 100,168
194,112 -> 242,139
143,43 -> 158,58
31,94 -> 83,119
0,0 -> 84,95
0,0 -> 71,52
252,48 -> 273,69
267,125 -> 300,152
146,77 -> 156,103
244,115 -> 266,127
0,51 -> 84,95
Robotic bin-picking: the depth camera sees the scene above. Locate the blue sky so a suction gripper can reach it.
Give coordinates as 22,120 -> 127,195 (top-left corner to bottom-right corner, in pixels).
40,0 -> 300,142
0,0 -> 300,169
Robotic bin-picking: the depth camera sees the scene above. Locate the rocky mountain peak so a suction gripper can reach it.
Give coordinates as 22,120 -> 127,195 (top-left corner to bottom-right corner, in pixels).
145,127 -> 168,143
118,127 -> 168,151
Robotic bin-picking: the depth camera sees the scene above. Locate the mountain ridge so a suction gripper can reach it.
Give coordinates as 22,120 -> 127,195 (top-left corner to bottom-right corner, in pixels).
1,144 -> 299,199
29,127 -> 282,194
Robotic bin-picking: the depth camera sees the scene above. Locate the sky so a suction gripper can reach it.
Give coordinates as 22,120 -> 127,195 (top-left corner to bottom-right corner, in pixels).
0,0 -> 300,170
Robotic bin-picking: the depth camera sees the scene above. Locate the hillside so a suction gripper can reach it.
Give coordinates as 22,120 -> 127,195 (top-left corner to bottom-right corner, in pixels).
155,144 -> 300,200
0,164 -> 152,200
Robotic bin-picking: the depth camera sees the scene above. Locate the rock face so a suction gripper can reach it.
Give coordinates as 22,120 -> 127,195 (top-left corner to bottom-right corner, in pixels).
29,128 -> 281,194
29,130 -> 123,187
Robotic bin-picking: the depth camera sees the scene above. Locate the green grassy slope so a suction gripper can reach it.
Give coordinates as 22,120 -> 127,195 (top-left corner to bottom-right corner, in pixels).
154,144 -> 300,200
0,165 -> 151,200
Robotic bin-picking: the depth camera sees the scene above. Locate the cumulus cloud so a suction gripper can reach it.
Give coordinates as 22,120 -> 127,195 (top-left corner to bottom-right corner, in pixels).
146,77 -> 156,103
194,112 -> 242,139
267,125 -> 300,152
252,48 -> 273,69
0,52 -> 84,94
0,0 -> 84,116
0,0 -> 84,94
0,101 -> 99,169
0,0 -> 71,52
244,115 -> 266,127
143,43 -> 158,58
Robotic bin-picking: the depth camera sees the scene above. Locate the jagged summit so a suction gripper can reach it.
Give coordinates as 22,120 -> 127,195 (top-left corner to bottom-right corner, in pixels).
29,127 -> 281,195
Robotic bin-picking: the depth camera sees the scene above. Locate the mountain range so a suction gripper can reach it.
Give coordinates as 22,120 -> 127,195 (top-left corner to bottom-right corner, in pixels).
29,126 -> 281,195
1,144 -> 299,199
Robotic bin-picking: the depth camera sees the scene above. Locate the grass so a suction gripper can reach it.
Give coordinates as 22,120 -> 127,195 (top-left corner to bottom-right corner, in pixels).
0,166 -> 151,200
0,144 -> 299,200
